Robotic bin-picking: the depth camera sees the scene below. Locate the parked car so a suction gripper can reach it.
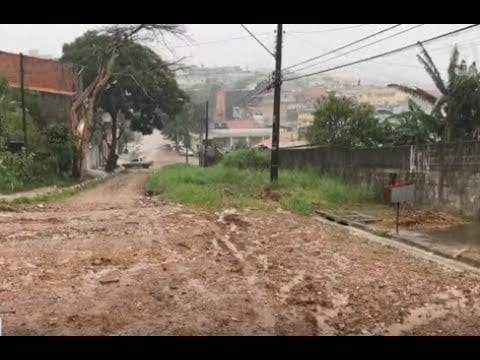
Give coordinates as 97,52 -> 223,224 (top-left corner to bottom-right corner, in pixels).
178,147 -> 194,156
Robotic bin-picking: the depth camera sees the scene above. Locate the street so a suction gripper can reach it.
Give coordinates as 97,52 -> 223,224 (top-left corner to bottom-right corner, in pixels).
1,140 -> 480,335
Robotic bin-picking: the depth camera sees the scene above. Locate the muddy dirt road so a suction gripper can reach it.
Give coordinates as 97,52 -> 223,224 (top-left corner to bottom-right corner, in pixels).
1,149 -> 480,335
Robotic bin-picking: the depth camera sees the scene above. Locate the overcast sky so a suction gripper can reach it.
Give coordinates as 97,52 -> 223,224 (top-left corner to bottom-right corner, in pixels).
1,24 -> 478,86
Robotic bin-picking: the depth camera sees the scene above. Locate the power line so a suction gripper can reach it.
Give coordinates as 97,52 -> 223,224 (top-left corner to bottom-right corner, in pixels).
240,24 -> 275,58
365,29 -> 480,70
285,32 -> 330,51
172,25 -> 370,49
294,24 -> 425,73
171,32 -> 272,48
283,24 -> 480,82
288,24 -> 373,34
232,77 -> 274,107
283,24 -> 402,71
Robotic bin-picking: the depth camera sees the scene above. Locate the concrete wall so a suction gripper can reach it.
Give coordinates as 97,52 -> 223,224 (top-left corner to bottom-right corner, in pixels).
279,141 -> 480,218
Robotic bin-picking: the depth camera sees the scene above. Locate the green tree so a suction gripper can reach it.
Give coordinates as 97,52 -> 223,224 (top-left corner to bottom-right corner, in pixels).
306,92 -> 385,147
60,24 -> 185,178
62,28 -> 188,172
379,99 -> 442,145
162,102 -> 206,150
389,44 -> 480,142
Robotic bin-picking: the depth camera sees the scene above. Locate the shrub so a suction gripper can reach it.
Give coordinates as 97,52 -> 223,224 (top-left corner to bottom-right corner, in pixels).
221,148 -> 270,170
45,124 -> 74,175
0,151 -> 36,192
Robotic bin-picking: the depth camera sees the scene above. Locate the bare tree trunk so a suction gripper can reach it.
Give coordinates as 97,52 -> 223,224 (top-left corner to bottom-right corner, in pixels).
70,50 -> 117,179
69,24 -> 185,179
72,141 -> 88,179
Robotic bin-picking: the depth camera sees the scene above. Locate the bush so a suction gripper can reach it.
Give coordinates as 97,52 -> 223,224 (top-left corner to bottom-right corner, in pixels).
0,150 -> 72,194
0,151 -> 36,192
0,78 -> 75,193
221,148 -> 270,170
45,124 -> 74,175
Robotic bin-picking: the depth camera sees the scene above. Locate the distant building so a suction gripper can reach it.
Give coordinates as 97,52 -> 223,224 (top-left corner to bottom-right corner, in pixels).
214,90 -> 226,123
297,113 -> 314,128
176,65 -> 261,90
232,106 -> 242,119
254,138 -> 306,149
27,49 -> 53,59
351,87 -> 409,108
296,87 -> 326,103
190,127 -> 279,151
225,119 -> 260,130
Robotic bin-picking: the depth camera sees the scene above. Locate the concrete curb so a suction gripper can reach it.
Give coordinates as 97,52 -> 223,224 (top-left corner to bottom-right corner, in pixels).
314,209 -> 480,272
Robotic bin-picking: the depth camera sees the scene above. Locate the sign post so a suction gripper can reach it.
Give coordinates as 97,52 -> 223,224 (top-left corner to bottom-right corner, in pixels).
395,202 -> 400,234
389,183 -> 415,234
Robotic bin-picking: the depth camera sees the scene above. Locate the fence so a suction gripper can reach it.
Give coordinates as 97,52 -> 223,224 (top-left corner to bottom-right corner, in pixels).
279,141 -> 480,217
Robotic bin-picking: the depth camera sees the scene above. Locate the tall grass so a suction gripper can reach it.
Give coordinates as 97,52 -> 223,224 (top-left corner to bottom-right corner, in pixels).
221,148 -> 270,170
146,161 -> 376,215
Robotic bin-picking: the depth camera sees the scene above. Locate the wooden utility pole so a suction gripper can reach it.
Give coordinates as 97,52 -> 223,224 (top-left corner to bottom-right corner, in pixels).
270,24 -> 283,185
19,53 -> 27,150
203,101 -> 209,167
185,132 -> 189,165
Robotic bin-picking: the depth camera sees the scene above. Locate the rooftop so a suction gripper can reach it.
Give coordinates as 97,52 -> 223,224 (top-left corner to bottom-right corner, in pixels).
226,119 -> 260,129
209,128 -> 275,138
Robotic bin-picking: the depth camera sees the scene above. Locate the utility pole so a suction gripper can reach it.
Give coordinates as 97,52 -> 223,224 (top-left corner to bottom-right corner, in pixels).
203,101 -> 209,167
174,116 -> 178,151
270,24 -> 283,185
19,53 -> 27,150
185,129 -> 189,165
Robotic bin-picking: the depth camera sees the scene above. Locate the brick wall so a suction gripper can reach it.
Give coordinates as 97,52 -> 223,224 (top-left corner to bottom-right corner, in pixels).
0,50 -> 77,96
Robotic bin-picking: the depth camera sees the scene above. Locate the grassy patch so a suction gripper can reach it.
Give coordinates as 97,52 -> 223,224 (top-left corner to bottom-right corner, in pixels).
1,186 -> 83,205
146,163 -> 377,215
0,176 -> 78,195
0,172 -> 121,207
146,164 -> 270,210
0,175 -> 77,195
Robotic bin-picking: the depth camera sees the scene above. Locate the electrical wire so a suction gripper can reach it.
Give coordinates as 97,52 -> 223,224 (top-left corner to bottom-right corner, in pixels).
240,24 -> 275,57
283,24 -> 402,71
288,24 -> 373,34
283,24 -> 479,82
293,24 -> 425,73
170,32 -> 272,48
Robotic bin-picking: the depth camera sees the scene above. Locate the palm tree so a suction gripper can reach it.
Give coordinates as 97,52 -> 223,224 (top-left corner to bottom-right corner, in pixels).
379,99 -> 441,145
388,43 -> 480,142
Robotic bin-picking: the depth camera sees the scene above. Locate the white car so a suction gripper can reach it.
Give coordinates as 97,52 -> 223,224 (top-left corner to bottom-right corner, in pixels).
178,147 -> 194,156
